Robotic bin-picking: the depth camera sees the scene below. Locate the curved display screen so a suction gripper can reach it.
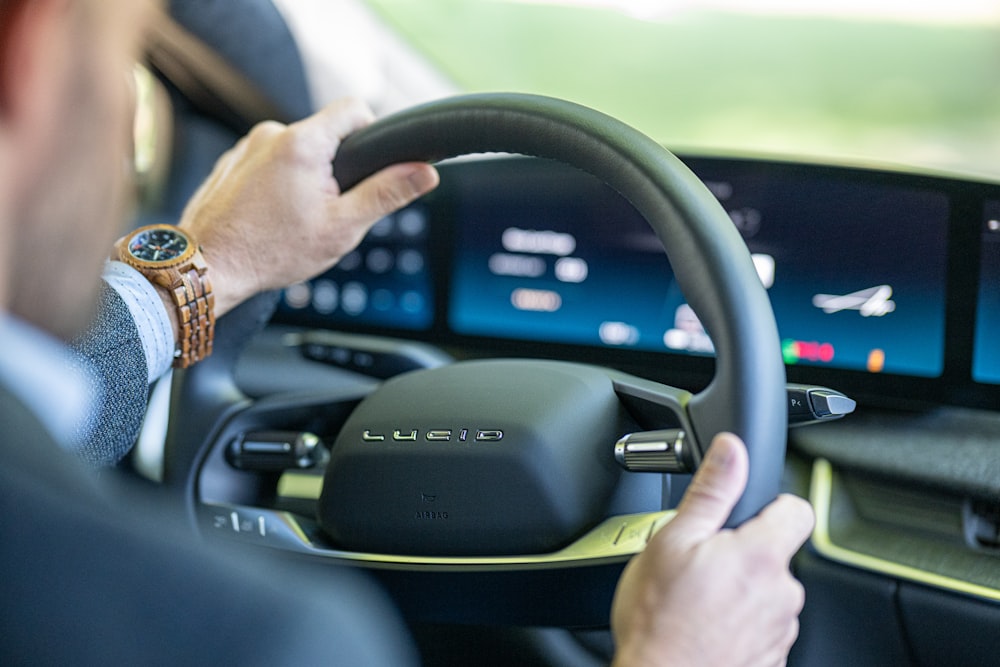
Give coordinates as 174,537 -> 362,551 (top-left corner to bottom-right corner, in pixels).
277,154 -> 1000,390
276,203 -> 435,331
448,158 -> 950,378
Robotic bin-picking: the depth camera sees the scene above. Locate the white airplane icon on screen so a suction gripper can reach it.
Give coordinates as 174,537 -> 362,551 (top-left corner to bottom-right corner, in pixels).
812,285 -> 896,317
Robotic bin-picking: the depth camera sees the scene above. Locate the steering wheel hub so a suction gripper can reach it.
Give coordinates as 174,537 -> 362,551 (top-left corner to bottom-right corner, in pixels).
319,360 -> 625,556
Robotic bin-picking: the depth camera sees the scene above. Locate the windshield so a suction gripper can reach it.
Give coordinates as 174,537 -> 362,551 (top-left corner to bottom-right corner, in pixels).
355,0 -> 1000,180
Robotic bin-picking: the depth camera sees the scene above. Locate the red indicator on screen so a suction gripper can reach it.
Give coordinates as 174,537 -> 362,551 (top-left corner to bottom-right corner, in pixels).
782,339 -> 835,364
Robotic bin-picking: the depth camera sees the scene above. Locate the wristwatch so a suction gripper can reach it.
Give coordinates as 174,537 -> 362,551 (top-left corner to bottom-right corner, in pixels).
114,224 -> 215,368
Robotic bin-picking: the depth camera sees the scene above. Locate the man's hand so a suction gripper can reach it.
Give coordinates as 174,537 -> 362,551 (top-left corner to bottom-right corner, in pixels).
610,432 -> 815,667
178,98 -> 439,317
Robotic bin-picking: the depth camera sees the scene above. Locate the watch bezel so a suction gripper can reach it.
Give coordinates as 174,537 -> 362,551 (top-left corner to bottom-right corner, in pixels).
121,224 -> 197,269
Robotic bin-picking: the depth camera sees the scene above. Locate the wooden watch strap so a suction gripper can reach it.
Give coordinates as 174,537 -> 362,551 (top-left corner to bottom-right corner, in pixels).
171,266 -> 215,368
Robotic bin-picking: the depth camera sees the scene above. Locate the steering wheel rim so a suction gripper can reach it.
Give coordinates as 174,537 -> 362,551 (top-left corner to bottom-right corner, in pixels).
331,92 -> 786,527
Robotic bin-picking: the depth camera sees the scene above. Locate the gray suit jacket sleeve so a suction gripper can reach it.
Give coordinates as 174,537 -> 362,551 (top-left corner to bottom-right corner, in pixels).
69,283 -> 152,466
0,383 -> 418,666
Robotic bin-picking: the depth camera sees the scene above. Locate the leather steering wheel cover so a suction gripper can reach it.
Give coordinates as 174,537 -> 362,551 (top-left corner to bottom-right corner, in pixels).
332,93 -> 786,527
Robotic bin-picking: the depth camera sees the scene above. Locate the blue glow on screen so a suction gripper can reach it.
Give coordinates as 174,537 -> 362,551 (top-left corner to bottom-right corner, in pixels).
449,159 -> 950,378
973,201 -> 1000,384
276,204 -> 434,331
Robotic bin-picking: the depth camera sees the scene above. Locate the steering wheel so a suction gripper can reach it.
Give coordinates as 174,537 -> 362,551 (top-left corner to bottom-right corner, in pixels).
164,93 -> 786,626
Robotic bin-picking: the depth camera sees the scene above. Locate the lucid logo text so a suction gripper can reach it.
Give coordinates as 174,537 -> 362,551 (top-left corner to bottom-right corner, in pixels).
362,429 -> 503,443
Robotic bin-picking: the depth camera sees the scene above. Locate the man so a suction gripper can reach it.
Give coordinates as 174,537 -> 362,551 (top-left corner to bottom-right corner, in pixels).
0,0 -> 813,664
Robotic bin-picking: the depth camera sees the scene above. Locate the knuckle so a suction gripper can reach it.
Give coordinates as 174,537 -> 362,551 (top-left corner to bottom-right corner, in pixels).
790,577 -> 807,614
786,616 -> 801,649
248,120 -> 311,162
774,616 -> 800,660
248,120 -> 286,141
335,96 -> 375,122
783,494 -> 816,529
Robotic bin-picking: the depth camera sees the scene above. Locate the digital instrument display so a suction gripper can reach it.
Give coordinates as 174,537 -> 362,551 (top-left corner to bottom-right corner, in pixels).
448,157 -> 951,377
276,204 -> 434,331
277,155 -> 968,382
973,200 -> 1000,384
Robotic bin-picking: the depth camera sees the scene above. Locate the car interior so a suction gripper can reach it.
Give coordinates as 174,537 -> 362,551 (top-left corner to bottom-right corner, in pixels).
125,1 -> 1000,665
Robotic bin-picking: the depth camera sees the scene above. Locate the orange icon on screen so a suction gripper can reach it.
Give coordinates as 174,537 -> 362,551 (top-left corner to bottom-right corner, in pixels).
867,349 -> 885,373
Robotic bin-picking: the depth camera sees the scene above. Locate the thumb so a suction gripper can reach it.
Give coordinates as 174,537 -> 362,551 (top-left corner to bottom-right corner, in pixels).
666,432 -> 749,548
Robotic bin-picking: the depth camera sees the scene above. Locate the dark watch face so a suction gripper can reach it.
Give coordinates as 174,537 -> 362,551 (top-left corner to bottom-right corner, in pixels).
128,228 -> 189,263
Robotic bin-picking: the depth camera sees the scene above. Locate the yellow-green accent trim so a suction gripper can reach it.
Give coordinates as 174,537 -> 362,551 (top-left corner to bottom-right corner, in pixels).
809,458 -> 1000,602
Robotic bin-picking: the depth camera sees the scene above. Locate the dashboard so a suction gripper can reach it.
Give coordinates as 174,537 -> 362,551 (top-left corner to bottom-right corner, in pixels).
222,151 -> 1000,661
275,153 -> 1000,410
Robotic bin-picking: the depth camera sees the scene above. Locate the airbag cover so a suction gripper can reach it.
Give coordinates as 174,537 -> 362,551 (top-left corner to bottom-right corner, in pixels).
318,360 -> 624,556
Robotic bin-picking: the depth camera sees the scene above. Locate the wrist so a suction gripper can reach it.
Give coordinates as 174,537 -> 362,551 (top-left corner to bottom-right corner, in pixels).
193,240 -> 248,319
113,224 -> 216,368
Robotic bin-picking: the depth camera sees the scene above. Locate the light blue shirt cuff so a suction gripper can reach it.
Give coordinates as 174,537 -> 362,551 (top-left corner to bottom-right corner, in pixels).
101,261 -> 175,383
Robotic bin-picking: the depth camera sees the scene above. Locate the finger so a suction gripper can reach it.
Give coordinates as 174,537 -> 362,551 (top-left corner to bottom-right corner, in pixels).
334,162 -> 440,224
666,432 -> 749,547
752,587 -> 802,667
740,493 -> 815,561
773,616 -> 800,666
293,97 -> 376,149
